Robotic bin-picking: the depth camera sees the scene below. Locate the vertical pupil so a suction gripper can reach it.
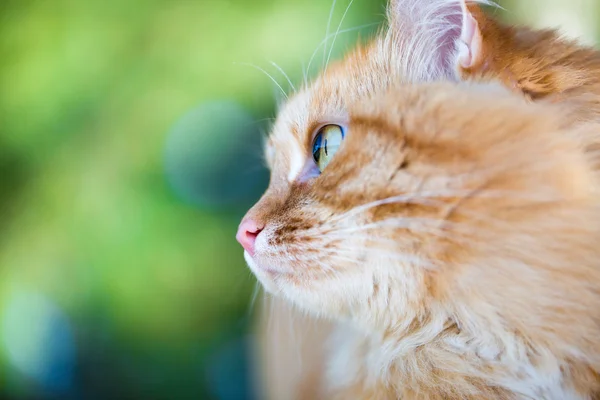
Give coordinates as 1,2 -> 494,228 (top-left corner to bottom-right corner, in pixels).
313,133 -> 323,163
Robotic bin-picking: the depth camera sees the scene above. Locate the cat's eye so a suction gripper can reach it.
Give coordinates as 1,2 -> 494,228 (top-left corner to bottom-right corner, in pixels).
312,124 -> 345,172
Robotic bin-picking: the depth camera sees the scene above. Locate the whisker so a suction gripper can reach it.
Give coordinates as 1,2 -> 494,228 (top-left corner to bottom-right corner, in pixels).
235,62 -> 288,100
326,187 -> 568,226
269,61 -> 296,92
247,280 -> 262,317
326,217 -> 467,236
244,117 -> 275,127
268,241 -> 355,272
321,191 -> 466,224
301,59 -> 308,88
268,292 -> 275,334
318,246 -> 437,269
306,23 -> 380,79
324,227 -> 473,249
311,252 -> 361,267
325,0 -> 356,69
324,0 -> 339,69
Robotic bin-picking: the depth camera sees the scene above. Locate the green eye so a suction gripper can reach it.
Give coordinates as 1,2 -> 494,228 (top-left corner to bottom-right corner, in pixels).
312,124 -> 345,172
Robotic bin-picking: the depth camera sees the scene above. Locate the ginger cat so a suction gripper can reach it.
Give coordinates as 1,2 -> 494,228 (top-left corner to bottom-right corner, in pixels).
238,0 -> 600,398
241,82 -> 600,398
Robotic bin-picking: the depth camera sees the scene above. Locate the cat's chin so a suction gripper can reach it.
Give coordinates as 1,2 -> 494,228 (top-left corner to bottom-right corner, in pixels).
243,251 -> 280,294
245,252 -> 343,316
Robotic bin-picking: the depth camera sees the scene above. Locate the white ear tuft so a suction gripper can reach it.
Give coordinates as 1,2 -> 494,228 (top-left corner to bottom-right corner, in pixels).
387,0 -> 490,81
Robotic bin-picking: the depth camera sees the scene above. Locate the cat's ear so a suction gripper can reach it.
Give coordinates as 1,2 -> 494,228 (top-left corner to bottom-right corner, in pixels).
456,1 -> 483,69
387,0 -> 487,79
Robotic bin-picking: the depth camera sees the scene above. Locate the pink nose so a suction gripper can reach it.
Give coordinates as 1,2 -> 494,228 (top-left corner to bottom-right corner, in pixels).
236,218 -> 263,256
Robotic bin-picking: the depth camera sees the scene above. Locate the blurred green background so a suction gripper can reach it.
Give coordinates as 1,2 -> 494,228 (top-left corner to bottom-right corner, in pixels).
0,0 -> 596,399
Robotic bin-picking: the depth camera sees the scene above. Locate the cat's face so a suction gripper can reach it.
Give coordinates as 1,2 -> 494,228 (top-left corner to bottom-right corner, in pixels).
238,0 -> 600,332
239,83 -> 597,329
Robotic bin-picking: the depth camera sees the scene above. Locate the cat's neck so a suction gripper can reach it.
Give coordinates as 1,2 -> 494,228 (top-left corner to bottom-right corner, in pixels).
327,311 -> 586,400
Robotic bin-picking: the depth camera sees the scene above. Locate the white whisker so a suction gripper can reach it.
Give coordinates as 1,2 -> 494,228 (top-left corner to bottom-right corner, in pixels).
318,246 -> 437,269
235,62 -> 288,100
327,217 -> 467,236
324,0 -> 339,69
306,23 -> 379,79
327,187 -> 569,226
268,292 -> 275,334
247,280 -> 262,317
301,59 -> 308,88
325,0 -> 356,69
323,190 -> 465,224
324,226 -> 473,249
269,61 -> 296,92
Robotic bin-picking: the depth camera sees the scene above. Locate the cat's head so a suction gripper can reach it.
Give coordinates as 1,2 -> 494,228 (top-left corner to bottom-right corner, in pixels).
237,0 -> 600,334
238,82 -> 599,333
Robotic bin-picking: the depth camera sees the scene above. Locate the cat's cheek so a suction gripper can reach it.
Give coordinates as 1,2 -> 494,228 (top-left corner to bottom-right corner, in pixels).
244,251 -> 279,294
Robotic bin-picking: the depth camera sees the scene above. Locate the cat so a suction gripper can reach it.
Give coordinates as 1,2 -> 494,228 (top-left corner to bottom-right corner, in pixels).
239,81 -> 600,398
239,0 -> 600,398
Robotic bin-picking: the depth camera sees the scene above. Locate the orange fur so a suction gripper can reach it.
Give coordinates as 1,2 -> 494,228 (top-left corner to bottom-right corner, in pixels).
250,83 -> 600,399
461,6 -> 600,104
244,1 -> 600,398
